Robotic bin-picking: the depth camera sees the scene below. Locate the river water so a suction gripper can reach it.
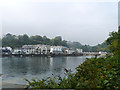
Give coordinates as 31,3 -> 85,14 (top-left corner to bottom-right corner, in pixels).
1,56 -> 93,85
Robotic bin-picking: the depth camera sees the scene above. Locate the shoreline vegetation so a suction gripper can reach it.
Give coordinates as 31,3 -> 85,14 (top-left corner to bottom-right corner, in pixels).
1,33 -> 108,52
24,29 -> 120,89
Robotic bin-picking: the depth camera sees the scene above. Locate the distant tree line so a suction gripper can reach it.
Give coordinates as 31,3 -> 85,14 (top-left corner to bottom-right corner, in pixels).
67,41 -> 109,52
2,33 -> 67,48
1,33 -> 108,52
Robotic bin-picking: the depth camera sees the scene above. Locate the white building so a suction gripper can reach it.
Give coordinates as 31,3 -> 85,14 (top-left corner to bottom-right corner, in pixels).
99,51 -> 107,56
22,45 -> 37,54
22,44 -> 51,55
2,47 -> 12,55
35,44 -> 50,54
50,46 -> 64,54
65,48 -> 75,54
2,47 -> 12,51
12,49 -> 22,54
76,48 -> 83,53
6,47 -> 12,51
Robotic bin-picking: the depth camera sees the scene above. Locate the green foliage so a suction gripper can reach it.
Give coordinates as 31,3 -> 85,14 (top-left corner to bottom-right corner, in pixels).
2,34 -> 68,48
2,33 -> 19,48
51,36 -> 62,46
2,33 -> 108,51
25,56 -> 120,89
75,56 -> 120,89
67,42 -> 82,49
25,71 -> 76,89
67,41 -> 108,52
106,29 -> 120,63
92,42 -> 109,52
106,29 -> 120,55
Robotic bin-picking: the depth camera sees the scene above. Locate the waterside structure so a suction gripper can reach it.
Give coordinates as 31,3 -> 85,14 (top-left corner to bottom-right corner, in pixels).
1,45 -> 83,57
0,45 -> 110,57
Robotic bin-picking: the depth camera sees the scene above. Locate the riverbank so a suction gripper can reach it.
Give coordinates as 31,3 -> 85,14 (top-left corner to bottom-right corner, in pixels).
2,82 -> 25,88
1,53 -> 84,57
1,52 -> 112,57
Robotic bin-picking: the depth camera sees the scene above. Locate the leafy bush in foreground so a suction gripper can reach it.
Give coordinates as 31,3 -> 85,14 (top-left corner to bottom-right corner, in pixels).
25,55 -> 120,89
75,56 -> 120,89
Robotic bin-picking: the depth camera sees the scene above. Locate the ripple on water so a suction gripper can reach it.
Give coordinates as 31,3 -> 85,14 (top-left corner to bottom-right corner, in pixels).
2,56 -> 92,84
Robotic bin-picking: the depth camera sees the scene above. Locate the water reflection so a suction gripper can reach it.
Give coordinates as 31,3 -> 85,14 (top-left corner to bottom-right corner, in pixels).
2,56 -> 92,84
2,56 -> 67,76
50,57 -> 53,66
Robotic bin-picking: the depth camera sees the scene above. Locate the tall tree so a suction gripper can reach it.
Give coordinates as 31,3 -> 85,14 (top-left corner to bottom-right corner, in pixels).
51,36 -> 62,46
106,28 -> 120,62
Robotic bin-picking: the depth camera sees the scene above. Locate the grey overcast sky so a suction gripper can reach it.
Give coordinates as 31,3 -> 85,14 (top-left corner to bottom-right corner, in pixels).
2,0 -> 118,46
